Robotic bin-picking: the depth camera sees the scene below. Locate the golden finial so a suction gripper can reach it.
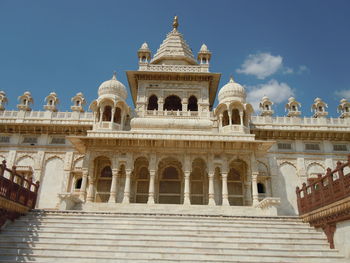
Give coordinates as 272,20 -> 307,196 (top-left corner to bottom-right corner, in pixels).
229,75 -> 234,82
173,15 -> 179,30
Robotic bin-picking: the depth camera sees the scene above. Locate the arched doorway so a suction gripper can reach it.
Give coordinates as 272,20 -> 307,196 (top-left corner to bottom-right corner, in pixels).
190,158 -> 207,205
95,157 -> 112,203
227,160 -> 246,206
158,164 -> 182,204
133,157 -> 150,203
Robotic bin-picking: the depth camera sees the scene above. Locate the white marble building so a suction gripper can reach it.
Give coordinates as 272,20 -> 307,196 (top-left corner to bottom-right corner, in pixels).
0,17 -> 349,216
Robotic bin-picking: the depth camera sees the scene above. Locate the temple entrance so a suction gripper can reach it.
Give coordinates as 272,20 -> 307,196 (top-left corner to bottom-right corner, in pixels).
158,166 -> 182,204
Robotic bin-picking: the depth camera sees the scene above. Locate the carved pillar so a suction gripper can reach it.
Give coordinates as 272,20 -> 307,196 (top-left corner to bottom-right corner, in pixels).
208,171 -> 215,205
183,171 -> 191,205
111,108 -> 115,124
147,170 -> 156,204
219,114 -> 223,129
252,172 -> 259,206
79,169 -> 88,201
240,112 -> 244,126
221,172 -> 229,206
86,175 -> 95,203
122,169 -> 132,204
228,110 -> 232,126
108,168 -> 119,203
99,108 -> 103,124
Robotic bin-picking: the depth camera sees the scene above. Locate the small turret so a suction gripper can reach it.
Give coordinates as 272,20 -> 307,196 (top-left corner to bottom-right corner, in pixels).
337,98 -> 350,118
311,97 -> 328,118
71,92 -> 86,112
285,97 -> 301,117
44,92 -> 59,112
137,42 -> 151,64
0,91 -> 8,111
259,96 -> 274,116
197,44 -> 211,65
17,91 -> 33,111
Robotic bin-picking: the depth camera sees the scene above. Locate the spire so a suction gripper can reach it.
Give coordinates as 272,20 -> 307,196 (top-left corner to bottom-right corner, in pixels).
173,15 -> 179,30
112,71 -> 117,80
151,16 -> 197,65
229,75 -> 234,83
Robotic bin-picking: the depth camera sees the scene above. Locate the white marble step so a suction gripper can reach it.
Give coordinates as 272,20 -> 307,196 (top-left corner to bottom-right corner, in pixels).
4,223 -> 318,234
0,239 -> 332,250
0,249 -> 343,263
0,233 -> 328,244
0,211 -> 345,263
15,218 -> 311,229
0,228 -> 323,239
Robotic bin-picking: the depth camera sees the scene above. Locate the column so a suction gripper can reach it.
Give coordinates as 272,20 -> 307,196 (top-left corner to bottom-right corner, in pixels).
219,114 -> 223,129
108,168 -> 119,203
86,175 -> 95,203
79,169 -> 88,201
183,171 -> 191,205
221,172 -> 229,206
252,172 -> 259,206
122,169 -> 132,204
111,108 -> 115,124
99,108 -> 103,123
147,170 -> 156,204
228,110 -> 232,125
240,112 -> 244,126
208,171 -> 215,205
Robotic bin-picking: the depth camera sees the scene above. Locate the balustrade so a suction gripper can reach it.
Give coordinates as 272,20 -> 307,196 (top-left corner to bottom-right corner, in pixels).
0,160 -> 40,210
296,155 -> 350,215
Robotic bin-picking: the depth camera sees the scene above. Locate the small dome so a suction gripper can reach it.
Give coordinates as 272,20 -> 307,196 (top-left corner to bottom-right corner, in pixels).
288,97 -> 296,102
199,44 -> 208,52
98,72 -> 127,100
24,91 -> 32,96
340,98 -> 348,103
314,97 -> 322,103
139,42 -> 150,51
218,77 -> 246,103
262,95 -> 270,101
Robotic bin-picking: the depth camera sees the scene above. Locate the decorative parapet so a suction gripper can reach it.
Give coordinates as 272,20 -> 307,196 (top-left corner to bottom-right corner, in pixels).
0,110 -> 93,125
251,115 -> 350,130
138,64 -> 209,73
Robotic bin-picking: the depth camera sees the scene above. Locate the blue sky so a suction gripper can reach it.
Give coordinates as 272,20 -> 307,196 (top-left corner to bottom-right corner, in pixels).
0,0 -> 349,116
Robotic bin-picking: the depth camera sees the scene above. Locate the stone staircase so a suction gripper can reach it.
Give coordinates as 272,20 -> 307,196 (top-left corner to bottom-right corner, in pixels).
0,210 -> 346,263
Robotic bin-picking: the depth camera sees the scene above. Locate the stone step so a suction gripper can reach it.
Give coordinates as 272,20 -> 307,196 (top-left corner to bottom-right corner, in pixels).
4,223 -> 318,233
0,239 -> 331,250
0,233 -> 328,245
26,212 -> 304,224
0,227 -> 324,238
15,218 -> 311,229
0,247 -> 343,260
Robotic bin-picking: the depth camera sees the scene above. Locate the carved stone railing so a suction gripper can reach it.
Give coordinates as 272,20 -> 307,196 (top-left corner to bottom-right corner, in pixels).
296,155 -> 350,248
0,160 -> 40,229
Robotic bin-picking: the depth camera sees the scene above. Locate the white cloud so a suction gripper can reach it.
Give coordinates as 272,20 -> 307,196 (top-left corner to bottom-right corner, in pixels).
236,53 -> 283,79
246,79 -> 294,110
297,65 -> 309,74
335,89 -> 350,99
283,67 -> 294,75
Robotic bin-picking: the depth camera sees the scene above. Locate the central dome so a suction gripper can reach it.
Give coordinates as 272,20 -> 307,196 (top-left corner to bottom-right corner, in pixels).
98,72 -> 127,100
218,77 -> 246,103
